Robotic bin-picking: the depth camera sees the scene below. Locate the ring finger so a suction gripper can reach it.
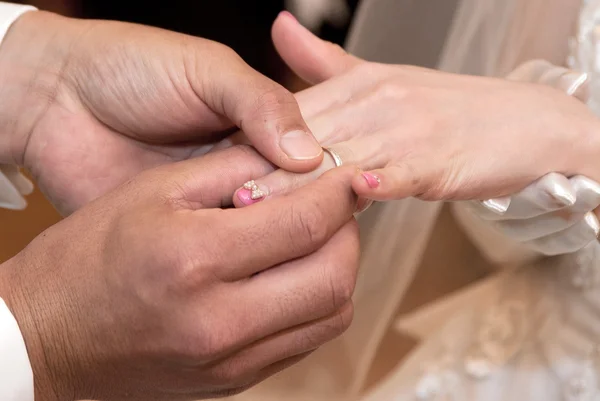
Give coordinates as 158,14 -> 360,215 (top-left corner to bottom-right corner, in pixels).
232,136 -> 387,208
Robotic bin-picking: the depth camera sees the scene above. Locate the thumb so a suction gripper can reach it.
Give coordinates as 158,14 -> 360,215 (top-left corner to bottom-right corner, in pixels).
271,11 -> 361,85
158,145 -> 277,209
196,42 -> 323,173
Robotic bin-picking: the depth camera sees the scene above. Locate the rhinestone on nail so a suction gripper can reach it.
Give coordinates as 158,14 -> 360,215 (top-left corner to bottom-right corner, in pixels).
251,189 -> 265,200
243,180 -> 266,200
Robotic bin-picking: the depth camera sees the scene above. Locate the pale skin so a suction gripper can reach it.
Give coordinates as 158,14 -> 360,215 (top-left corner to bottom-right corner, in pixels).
229,12 -> 600,207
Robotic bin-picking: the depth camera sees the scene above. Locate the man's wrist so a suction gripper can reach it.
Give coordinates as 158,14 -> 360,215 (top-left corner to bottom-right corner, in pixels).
0,10 -> 83,166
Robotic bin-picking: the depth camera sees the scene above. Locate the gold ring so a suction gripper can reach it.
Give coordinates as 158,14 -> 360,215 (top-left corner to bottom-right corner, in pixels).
323,147 -> 343,167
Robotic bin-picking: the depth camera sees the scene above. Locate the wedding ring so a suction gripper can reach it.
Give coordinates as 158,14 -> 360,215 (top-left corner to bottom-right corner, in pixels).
323,147 -> 343,167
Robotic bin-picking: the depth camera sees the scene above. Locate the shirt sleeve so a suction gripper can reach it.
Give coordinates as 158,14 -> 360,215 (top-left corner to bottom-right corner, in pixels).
0,4 -> 39,399
0,2 -> 37,211
0,297 -> 34,401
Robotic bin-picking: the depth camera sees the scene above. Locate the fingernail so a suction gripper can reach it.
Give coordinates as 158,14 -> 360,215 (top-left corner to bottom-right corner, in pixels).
237,180 -> 267,206
481,197 -> 511,215
280,10 -> 298,23
280,130 -> 323,161
362,172 -> 380,189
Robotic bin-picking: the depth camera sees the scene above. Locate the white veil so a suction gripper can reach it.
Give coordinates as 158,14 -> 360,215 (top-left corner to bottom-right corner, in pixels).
347,0 -> 579,75
346,0 -> 582,395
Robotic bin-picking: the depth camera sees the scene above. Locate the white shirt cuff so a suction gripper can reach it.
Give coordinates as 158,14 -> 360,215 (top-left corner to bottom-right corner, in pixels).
0,2 -> 36,41
0,297 -> 34,401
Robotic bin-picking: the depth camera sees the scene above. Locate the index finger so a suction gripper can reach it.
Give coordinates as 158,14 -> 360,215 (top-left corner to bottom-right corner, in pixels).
211,166 -> 358,280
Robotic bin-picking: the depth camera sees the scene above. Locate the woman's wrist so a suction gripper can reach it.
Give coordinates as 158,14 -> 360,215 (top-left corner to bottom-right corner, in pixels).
0,10 -> 84,166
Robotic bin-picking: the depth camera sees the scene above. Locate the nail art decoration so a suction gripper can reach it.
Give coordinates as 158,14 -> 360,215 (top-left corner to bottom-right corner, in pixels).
362,172 -> 381,189
243,180 -> 266,200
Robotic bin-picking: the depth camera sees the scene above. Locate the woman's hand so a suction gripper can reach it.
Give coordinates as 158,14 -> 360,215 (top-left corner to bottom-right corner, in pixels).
456,61 -> 600,256
227,12 -> 600,207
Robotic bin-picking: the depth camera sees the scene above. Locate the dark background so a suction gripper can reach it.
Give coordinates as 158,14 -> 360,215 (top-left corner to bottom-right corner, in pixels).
25,0 -> 361,85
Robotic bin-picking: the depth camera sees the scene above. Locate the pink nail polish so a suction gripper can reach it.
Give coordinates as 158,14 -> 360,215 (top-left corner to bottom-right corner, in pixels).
362,173 -> 380,189
237,189 -> 264,206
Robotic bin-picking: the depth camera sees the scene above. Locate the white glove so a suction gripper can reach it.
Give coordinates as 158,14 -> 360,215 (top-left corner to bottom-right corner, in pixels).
469,173 -> 600,255
0,165 -> 33,210
460,60 -> 600,256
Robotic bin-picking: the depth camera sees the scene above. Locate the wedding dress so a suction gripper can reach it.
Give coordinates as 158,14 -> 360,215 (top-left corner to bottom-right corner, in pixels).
228,1 -> 600,400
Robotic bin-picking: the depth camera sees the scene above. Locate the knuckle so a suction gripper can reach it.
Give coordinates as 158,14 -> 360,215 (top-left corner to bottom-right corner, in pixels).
298,326 -> 323,350
194,331 -> 235,362
327,41 -> 347,56
386,161 -> 425,198
180,318 -> 241,362
184,331 -> 222,361
210,360 -> 253,386
324,253 -> 358,311
350,61 -> 386,80
299,305 -> 354,350
321,304 -> 355,342
169,228 -> 226,285
334,302 -> 355,334
329,264 -> 357,309
252,86 -> 296,116
373,80 -> 411,104
208,41 -> 242,61
417,176 -> 460,201
416,180 -> 445,201
290,200 -> 329,246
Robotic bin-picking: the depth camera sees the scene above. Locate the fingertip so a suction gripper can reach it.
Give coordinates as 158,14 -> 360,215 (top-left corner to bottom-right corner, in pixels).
275,10 -> 298,26
351,171 -> 370,194
232,188 -> 247,208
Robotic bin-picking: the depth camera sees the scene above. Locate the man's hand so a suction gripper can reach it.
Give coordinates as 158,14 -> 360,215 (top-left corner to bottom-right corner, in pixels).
0,11 -> 323,214
0,145 -> 359,401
